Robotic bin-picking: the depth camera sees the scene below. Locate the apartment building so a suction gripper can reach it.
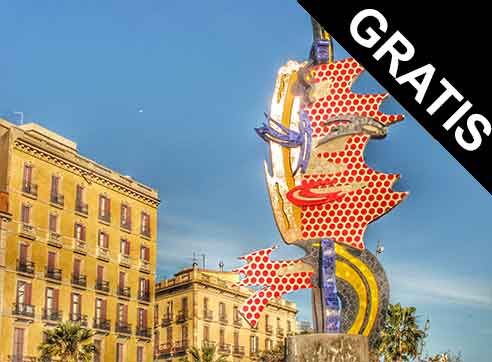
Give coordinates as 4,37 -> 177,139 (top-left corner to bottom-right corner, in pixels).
0,119 -> 160,362
154,266 -> 297,362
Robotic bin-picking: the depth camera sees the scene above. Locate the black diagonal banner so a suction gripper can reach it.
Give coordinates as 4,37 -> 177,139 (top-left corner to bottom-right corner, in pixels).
297,1 -> 492,195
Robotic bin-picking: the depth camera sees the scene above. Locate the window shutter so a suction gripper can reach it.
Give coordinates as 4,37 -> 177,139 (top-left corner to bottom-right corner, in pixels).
125,240 -> 130,256
47,252 -> 55,269
81,225 -> 86,241
123,304 -> 128,323
19,244 -> 28,262
54,289 -> 59,311
97,266 -> 103,282
102,299 -> 107,319
106,197 -> 111,217
143,309 -> 148,328
119,272 -> 125,288
25,283 -> 32,305
73,259 -> 80,276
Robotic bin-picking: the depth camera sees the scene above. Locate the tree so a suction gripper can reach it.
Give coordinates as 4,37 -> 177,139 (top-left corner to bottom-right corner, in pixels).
427,351 -> 463,362
39,321 -> 97,362
259,343 -> 285,362
377,303 -> 426,362
188,344 -> 229,362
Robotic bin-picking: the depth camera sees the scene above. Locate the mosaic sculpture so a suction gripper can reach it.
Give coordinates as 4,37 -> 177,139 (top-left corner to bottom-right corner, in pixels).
235,19 -> 406,347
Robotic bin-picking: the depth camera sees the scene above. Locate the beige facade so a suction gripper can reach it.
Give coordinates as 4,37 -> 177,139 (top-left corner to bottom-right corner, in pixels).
154,267 -> 297,362
0,119 -> 160,362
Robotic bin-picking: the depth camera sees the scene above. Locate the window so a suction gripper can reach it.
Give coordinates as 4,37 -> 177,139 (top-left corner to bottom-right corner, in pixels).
203,325 -> 210,342
265,339 -> 272,351
98,195 -> 111,222
166,326 -> 173,344
166,301 -> 173,318
137,346 -> 144,362
204,297 -> 209,313
94,340 -> 102,362
116,343 -> 124,362
219,328 -> 225,346
138,308 -> 147,329
75,185 -> 87,214
19,243 -> 28,263
21,204 -> 30,224
154,304 -> 159,326
95,298 -> 106,321
219,302 -> 226,319
121,204 -> 131,229
139,278 -> 150,299
119,271 -> 126,289
182,297 -> 188,315
73,258 -> 81,278
233,306 -> 239,321
71,293 -> 81,316
49,213 -> 58,232
234,331 -> 239,347
22,163 -> 34,192
182,324 -> 188,342
117,303 -> 128,324
120,239 -> 130,256
51,175 -> 63,205
98,231 -> 109,249
97,265 -> 104,282
140,212 -> 150,236
140,245 -> 150,262
45,287 -> 59,314
47,251 -> 56,271
287,320 -> 292,334
277,317 -> 281,329
265,314 -> 270,327
74,223 -> 86,241
13,328 -> 25,361
250,336 -> 257,353
16,281 -> 32,306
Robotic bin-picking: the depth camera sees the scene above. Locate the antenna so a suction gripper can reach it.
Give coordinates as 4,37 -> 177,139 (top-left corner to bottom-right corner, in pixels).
13,112 -> 24,125
201,254 -> 206,269
192,252 -> 198,267
218,260 -> 224,272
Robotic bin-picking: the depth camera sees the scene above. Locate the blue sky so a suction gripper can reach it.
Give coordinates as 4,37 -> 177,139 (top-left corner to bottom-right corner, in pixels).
1,1 -> 491,360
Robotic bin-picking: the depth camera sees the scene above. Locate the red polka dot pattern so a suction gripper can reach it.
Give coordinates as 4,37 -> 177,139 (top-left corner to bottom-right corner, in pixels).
298,58 -> 407,250
234,247 -> 314,327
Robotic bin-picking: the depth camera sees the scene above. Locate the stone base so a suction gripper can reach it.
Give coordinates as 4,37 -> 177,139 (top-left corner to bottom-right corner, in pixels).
286,334 -> 369,362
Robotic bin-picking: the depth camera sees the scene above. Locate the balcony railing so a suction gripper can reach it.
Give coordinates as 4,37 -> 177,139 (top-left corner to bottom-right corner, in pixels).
162,314 -> 173,326
159,343 -> 172,356
138,290 -> 150,303
19,223 -> 36,239
176,310 -> 188,323
50,193 -> 64,207
16,260 -> 35,276
99,213 -> 111,223
95,280 -> 110,293
22,182 -> 38,197
141,228 -> 151,238
266,324 -> 274,335
218,344 -> 231,354
75,202 -> 88,216
250,350 -> 260,358
174,340 -> 189,354
12,303 -> 35,318
8,355 -> 37,362
45,267 -> 62,281
203,309 -> 213,321
219,314 -> 228,325
71,273 -> 87,288
117,286 -> 131,298
119,253 -> 131,267
48,231 -> 62,247
43,308 -> 63,322
233,346 -> 245,357
233,318 -> 242,328
73,239 -> 87,253
136,327 -> 152,339
115,321 -> 132,335
139,259 -> 151,273
70,313 -> 88,326
277,327 -> 285,336
121,221 -> 131,231
93,318 -> 111,331
96,246 -> 110,260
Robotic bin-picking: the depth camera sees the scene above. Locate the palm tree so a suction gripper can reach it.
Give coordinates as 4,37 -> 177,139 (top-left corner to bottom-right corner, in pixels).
377,303 -> 426,362
259,343 -> 285,362
188,344 -> 229,362
39,321 -> 97,362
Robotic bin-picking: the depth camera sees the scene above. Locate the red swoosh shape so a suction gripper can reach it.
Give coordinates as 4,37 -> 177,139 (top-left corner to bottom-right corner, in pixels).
286,179 -> 346,207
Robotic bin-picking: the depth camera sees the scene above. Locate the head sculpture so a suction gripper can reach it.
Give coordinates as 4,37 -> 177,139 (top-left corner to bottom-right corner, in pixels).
235,20 -> 406,347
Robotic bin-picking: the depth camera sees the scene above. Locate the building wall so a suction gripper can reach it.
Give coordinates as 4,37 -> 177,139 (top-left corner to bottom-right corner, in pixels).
155,268 -> 297,362
0,119 -> 160,362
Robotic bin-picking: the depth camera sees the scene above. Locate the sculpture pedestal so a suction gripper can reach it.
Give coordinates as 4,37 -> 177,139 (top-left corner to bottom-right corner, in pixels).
286,334 -> 369,362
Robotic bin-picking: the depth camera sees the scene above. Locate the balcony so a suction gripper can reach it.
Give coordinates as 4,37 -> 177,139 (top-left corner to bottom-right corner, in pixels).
141,228 -> 151,239
121,221 -> 131,232
50,193 -> 64,207
48,231 -> 63,248
22,182 -> 38,198
43,309 -> 63,323
266,324 -> 274,335
203,309 -> 213,321
138,290 -> 150,303
136,327 -> 152,339
218,344 -> 231,355
277,327 -> 285,336
96,246 -> 110,261
93,318 -> 111,332
219,314 -> 228,325
117,286 -> 131,299
250,350 -> 260,358
71,274 -> 87,288
159,343 -> 172,357
19,223 -> 35,240
233,318 -> 242,328
8,355 -> 37,362
233,346 -> 245,357
12,303 -> 35,319
139,259 -> 151,273
73,239 -> 87,254
70,313 -> 88,326
16,260 -> 35,276
119,253 -> 131,267
98,213 -> 111,224
75,202 -> 88,216
115,321 -> 132,335
176,310 -> 188,323
162,314 -> 173,326
45,267 -> 62,282
174,340 -> 189,354
95,280 -> 110,293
